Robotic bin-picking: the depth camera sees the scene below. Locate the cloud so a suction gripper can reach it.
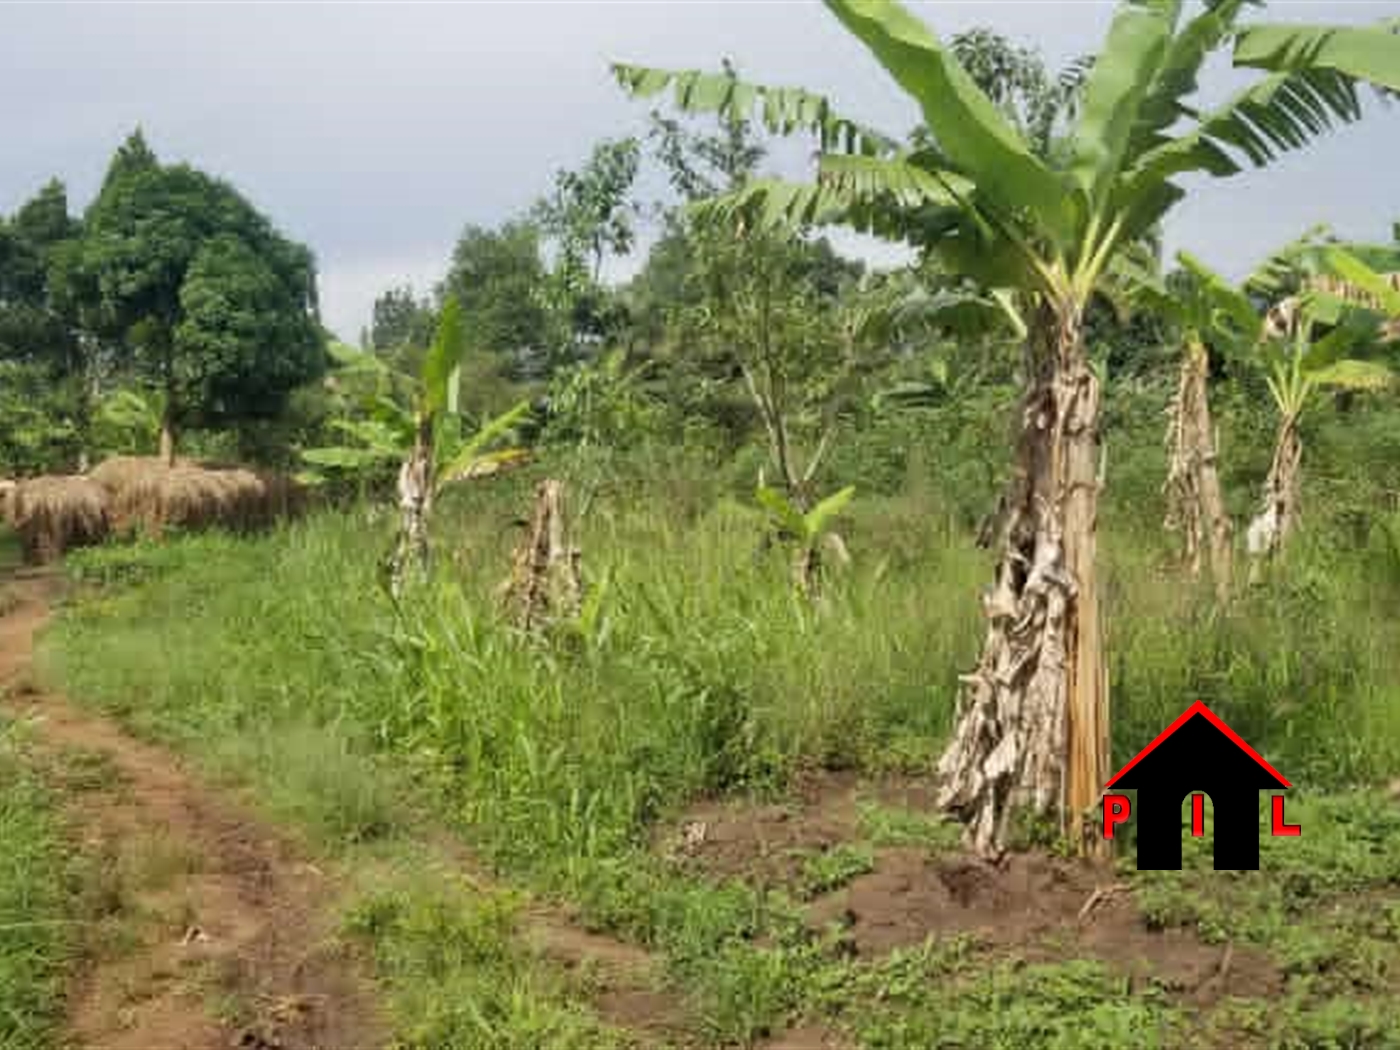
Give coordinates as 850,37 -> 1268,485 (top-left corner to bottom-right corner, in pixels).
3,1 -> 1398,340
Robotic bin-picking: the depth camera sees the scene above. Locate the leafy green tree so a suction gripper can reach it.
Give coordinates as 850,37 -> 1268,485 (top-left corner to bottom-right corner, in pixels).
83,132 -> 325,463
442,221 -> 549,379
0,180 -> 98,468
681,223 -> 857,509
944,28 -> 1092,160
533,138 -> 641,368
535,137 -> 641,283
617,0 -> 1400,853
370,286 -> 436,355
0,361 -> 79,475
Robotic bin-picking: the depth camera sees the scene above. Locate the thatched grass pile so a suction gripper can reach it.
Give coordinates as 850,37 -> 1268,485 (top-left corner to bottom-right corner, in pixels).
9,476 -> 111,563
90,456 -> 304,538
87,455 -> 199,495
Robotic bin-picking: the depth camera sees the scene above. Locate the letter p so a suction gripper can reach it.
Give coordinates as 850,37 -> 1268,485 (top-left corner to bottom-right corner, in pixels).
1103,794 -> 1131,839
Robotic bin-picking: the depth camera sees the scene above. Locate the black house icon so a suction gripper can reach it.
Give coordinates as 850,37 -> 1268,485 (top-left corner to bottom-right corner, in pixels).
1106,701 -> 1290,870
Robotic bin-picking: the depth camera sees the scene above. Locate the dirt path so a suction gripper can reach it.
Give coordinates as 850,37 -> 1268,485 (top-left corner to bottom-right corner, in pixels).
0,570 -> 387,1050
0,567 -> 848,1049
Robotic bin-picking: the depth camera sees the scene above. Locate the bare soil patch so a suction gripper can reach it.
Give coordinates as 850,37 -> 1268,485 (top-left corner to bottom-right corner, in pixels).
658,769 -> 936,890
666,768 -> 1281,1008
1,571 -> 386,1050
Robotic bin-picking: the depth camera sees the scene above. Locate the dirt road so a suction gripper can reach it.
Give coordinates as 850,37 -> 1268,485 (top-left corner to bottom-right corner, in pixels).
0,569 -> 387,1050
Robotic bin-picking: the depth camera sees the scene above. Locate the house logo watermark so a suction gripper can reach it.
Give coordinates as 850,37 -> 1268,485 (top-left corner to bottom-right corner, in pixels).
1101,701 -> 1300,870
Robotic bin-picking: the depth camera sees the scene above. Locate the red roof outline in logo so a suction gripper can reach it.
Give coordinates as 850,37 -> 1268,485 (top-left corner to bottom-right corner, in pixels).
1104,700 -> 1291,789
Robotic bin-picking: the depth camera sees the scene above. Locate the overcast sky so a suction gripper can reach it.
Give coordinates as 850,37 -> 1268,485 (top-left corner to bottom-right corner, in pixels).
4,1 -> 1399,342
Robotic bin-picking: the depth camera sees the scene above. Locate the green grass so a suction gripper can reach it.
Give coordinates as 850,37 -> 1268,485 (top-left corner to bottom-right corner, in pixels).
34,434 -> 1400,1047
0,725 -> 75,1050
343,869 -> 633,1050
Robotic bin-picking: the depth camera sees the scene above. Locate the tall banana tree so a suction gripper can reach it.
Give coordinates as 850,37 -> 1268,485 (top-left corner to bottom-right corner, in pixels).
616,0 -> 1400,854
1127,257 -> 1241,597
1125,233 -> 1328,596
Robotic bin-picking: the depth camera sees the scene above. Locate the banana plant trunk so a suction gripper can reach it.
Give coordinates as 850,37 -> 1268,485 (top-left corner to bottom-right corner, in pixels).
1164,338 -> 1232,599
1247,411 -> 1302,571
498,478 -> 582,632
936,298 -> 1109,857
389,415 -> 434,599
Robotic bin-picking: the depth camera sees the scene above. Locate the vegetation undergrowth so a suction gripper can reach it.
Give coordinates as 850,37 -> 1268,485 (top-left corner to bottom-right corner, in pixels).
0,723 -> 76,1050
37,423 -> 1400,1046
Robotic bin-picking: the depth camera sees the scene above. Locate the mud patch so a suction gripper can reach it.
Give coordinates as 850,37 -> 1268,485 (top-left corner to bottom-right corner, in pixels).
763,1022 -> 854,1049
658,769 -> 943,891
808,847 -> 1279,1005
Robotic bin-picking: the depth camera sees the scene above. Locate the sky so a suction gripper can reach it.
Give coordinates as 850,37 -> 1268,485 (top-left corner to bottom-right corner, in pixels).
3,1 -> 1400,343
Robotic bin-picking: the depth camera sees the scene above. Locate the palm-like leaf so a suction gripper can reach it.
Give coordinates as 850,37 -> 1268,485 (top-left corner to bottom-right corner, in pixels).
1306,357 -> 1392,390
1235,21 -> 1400,93
435,400 -> 532,490
421,295 -> 466,416
611,63 -> 894,155
326,341 -> 391,376
755,485 -> 810,539
1321,248 -> 1400,318
823,0 -> 1076,247
299,445 -> 400,471
1176,251 -> 1264,343
1068,0 -> 1178,209
803,485 -> 856,538
1128,0 -> 1252,153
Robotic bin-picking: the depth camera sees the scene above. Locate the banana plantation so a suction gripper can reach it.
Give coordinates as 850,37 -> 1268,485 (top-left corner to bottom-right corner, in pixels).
4,2 -> 1400,1048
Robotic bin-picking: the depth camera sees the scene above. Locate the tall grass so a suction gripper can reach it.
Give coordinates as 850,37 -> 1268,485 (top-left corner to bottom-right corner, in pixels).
47,444 -> 1400,853
0,728 -> 72,1050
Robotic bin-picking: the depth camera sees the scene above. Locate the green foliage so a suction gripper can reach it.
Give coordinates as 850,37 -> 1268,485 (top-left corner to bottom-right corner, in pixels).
370,285 -> 436,354
92,387 -> 163,457
0,727 -> 75,1050
443,221 -> 550,381
82,131 -> 326,440
345,881 -> 628,1049
35,391 -> 1400,1047
620,0 -> 1400,316
857,801 -> 963,853
797,843 -> 874,899
531,138 -> 642,370
541,350 -> 661,451
823,950 -> 1185,1048
0,361 -> 80,475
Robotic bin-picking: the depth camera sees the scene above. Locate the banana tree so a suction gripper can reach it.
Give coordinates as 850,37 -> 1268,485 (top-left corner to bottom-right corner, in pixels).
1125,239 -> 1320,596
616,0 -> 1400,854
1248,285 -> 1394,565
1125,259 -> 1237,595
755,483 -> 856,600
302,297 -> 530,597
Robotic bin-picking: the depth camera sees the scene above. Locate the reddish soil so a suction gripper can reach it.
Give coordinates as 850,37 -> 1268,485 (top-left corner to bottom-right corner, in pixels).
1,570 -> 387,1050
658,769 -> 936,891
523,906 -> 692,1042
763,1024 -> 855,1050
667,769 -> 1282,1008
